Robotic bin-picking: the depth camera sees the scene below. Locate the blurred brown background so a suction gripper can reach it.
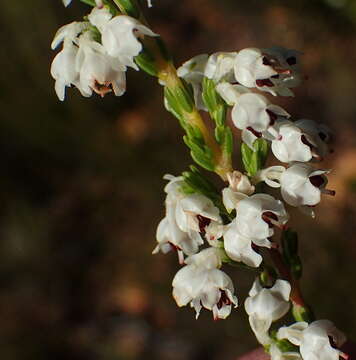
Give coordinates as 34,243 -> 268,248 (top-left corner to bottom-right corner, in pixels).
1,0 -> 356,359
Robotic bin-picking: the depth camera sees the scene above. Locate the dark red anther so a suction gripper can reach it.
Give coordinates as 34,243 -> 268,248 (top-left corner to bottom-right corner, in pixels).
217,290 -> 232,310
309,175 -> 325,188
318,131 -> 327,141
197,215 -> 211,234
247,127 -> 262,138
266,109 -> 278,125
286,56 -> 297,66
262,211 -> 279,228
256,78 -> 274,87
301,135 -> 315,149
271,74 -> 280,79
262,56 -> 272,66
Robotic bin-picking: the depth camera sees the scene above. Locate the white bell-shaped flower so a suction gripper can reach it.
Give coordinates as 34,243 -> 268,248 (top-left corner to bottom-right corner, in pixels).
177,54 -> 209,110
280,163 -> 334,208
76,32 -> 126,97
204,52 -> 237,83
172,248 -> 238,320
277,320 -> 347,360
216,83 -> 289,149
223,219 -> 271,267
152,175 -> 204,262
175,193 -> 223,245
234,47 -> 301,96
236,194 -> 289,241
245,278 -> 291,345
271,120 -> 321,163
51,40 -> 83,101
232,92 -> 289,132
101,15 -> 157,70
51,22 -> 90,100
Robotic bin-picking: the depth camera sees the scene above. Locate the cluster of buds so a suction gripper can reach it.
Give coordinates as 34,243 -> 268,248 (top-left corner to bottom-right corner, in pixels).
51,4 -> 156,100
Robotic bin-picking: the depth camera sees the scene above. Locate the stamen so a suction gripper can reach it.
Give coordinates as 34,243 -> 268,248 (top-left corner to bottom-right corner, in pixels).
309,175 -> 325,188
217,290 -> 232,310
93,80 -> 112,97
262,211 -> 285,229
247,126 -> 262,138
197,215 -> 211,234
275,68 -> 292,75
256,78 -> 274,87
262,56 -> 272,66
321,188 -> 336,196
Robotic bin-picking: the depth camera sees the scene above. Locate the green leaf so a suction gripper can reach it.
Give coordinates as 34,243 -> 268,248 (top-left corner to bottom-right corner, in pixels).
112,0 -> 140,18
281,229 -> 302,279
222,127 -> 233,155
164,88 -> 184,122
182,166 -> 227,212
80,0 -> 96,6
241,139 -> 269,176
134,46 -> 158,77
174,80 -> 194,113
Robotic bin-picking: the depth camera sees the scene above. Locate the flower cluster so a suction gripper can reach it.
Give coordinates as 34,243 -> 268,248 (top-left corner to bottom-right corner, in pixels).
153,44 -> 343,358
178,48 -> 335,217
51,6 -> 156,100
52,1 -> 347,358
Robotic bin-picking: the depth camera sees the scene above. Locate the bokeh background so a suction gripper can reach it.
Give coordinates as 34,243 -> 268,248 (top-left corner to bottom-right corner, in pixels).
1,0 -> 356,359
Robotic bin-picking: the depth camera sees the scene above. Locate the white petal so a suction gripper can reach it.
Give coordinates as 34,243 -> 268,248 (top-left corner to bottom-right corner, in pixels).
277,322 -> 308,346
224,222 -> 262,267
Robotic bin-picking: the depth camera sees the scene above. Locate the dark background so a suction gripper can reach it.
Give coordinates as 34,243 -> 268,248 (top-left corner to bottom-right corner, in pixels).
1,0 -> 356,359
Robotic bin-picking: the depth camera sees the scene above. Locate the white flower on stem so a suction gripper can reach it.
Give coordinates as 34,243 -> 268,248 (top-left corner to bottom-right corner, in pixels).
277,320 -> 347,360
153,175 -> 204,263
222,170 -> 254,213
51,22 -> 89,100
271,120 -> 322,163
204,52 -> 237,83
101,15 -> 158,70
232,93 -> 289,149
177,54 -> 209,110
269,343 -> 302,360
76,32 -> 126,97
216,83 -> 289,149
245,278 -> 291,345
223,219 -> 271,267
175,193 -> 223,246
172,248 -> 238,320
51,40 -> 82,101
280,163 -> 334,209
234,47 -> 301,96
236,194 -> 289,241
